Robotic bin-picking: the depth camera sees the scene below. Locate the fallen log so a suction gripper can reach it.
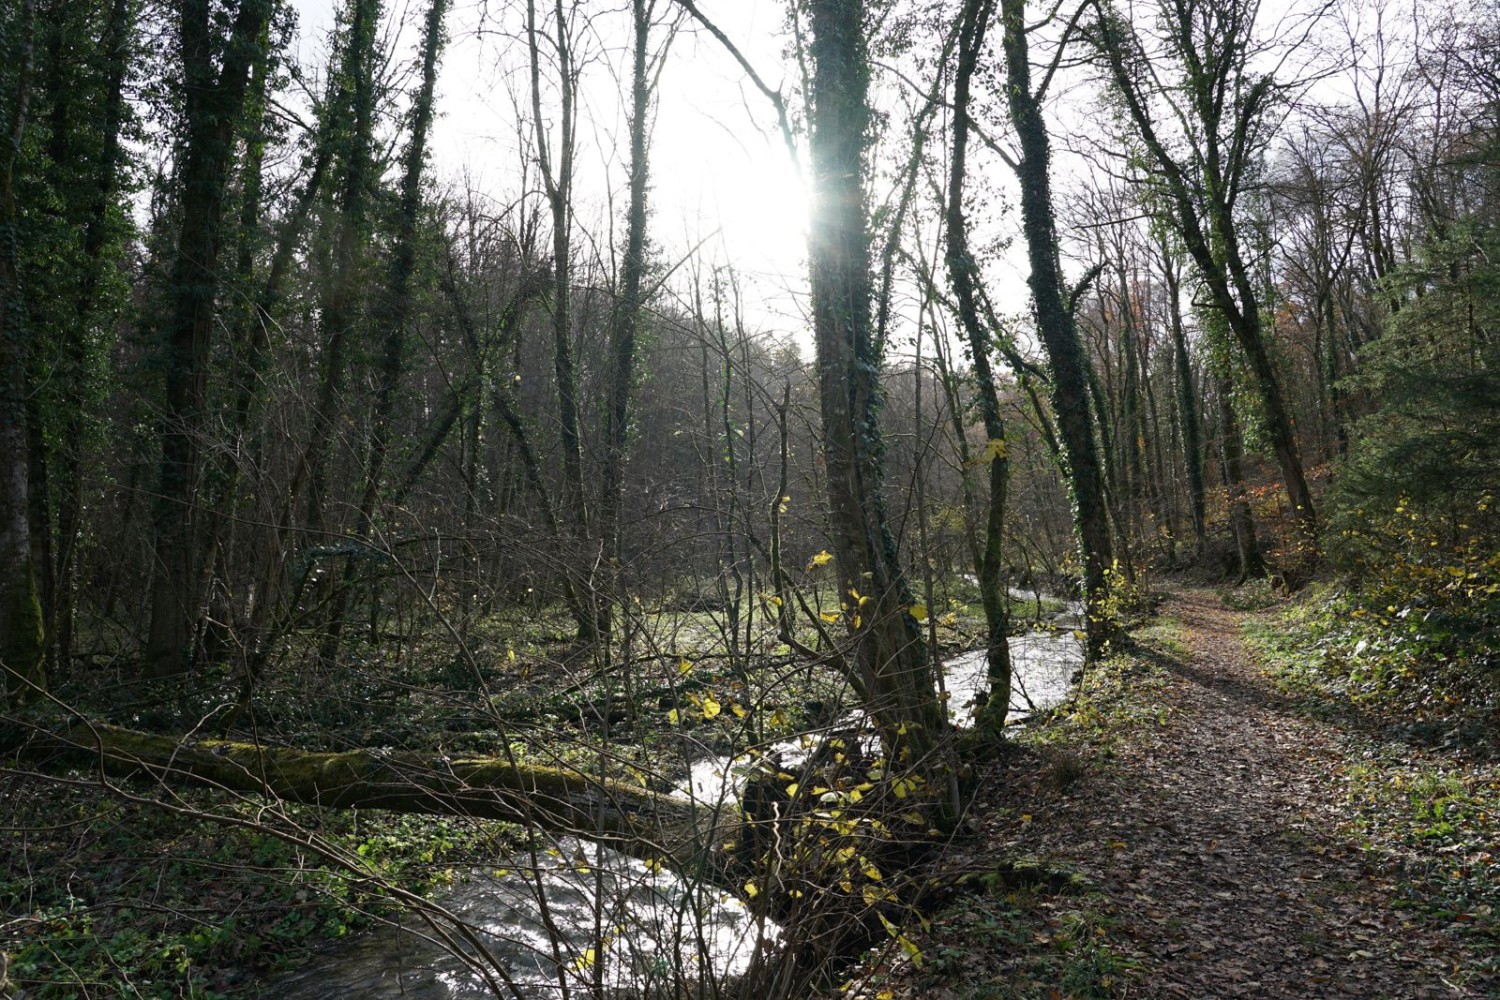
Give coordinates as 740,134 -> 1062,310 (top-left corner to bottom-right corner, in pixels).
5,719 -> 731,879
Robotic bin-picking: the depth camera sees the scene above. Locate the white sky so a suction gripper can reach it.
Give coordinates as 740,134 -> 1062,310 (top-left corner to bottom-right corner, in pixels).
282,0 -> 1403,359
292,0 -> 814,336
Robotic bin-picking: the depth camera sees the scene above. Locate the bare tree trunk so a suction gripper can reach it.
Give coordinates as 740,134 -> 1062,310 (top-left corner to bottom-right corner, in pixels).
527,0 -> 596,641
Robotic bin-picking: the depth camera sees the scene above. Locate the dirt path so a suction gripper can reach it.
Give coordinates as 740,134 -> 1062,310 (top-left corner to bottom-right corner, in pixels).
1081,592 -> 1468,997
946,590 -> 1484,999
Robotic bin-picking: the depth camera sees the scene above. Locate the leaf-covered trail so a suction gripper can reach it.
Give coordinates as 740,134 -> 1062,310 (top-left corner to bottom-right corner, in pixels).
1053,590 -> 1471,997
901,590 -> 1489,999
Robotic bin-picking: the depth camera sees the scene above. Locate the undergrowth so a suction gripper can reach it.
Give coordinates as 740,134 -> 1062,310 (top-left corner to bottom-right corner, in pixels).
1244,596 -> 1500,981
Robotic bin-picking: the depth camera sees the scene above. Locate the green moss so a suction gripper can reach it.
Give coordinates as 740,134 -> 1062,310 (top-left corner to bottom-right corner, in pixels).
1,561 -> 46,703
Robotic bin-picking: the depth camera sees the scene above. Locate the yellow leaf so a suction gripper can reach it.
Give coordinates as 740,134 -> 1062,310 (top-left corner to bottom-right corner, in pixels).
702,696 -> 722,720
744,880 -> 759,899
506,648 -> 517,663
667,708 -> 680,725
679,659 -> 694,676
861,860 -> 883,881
571,947 -> 596,972
820,611 -> 841,623
643,858 -> 664,873
808,549 -> 834,570
730,701 -> 748,718
785,782 -> 800,798
910,602 -> 928,622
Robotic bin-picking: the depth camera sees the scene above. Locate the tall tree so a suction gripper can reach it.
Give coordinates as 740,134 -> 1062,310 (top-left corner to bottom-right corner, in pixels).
526,0 -> 596,640
1094,0 -> 1319,556
943,0 -> 1012,733
1156,234 -> 1208,552
338,0 -> 450,652
42,0 -> 134,671
805,0 -> 951,790
599,0 -> 670,647
143,0 -> 276,677
999,0 -> 1117,656
300,0 -> 380,541
0,0 -> 45,703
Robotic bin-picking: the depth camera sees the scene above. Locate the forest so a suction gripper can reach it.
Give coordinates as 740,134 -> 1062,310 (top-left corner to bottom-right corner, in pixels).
0,0 -> 1496,996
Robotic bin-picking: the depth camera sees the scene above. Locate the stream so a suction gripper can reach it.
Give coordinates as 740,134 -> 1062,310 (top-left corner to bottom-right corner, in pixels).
263,609 -> 1083,999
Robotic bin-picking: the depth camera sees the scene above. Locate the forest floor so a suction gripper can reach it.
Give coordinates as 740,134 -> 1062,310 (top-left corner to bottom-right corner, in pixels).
853,588 -> 1499,1000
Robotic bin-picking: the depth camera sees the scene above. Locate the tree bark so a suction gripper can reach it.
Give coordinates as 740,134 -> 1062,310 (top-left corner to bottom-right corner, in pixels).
144,0 -> 275,677
6,721 -> 729,879
1093,5 -> 1318,555
1160,240 -> 1207,552
943,0 -> 1011,734
999,0 -> 1116,658
0,0 -> 46,703
806,0 -> 952,802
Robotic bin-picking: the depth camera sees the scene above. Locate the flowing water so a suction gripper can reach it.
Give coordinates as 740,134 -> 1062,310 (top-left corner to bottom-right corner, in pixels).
263,609 -> 1083,999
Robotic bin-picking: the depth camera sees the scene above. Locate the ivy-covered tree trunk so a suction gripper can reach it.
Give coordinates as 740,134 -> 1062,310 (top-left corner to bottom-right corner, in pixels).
597,0 -> 656,663
999,0 -> 1116,658
143,0 -> 274,677
806,0 -> 951,798
0,0 -> 45,703
302,0 -> 378,536
1215,371 -> 1265,582
50,0 -> 131,673
341,0 -> 448,647
1160,240 -> 1208,553
943,0 -> 1012,734
1093,2 -> 1318,556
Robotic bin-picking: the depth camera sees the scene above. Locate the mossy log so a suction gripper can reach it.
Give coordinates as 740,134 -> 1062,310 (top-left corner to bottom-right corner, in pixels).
7,720 -> 729,877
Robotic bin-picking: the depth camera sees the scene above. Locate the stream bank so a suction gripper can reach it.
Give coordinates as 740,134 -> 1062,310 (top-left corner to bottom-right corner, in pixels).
261,614 -> 1085,999
837,589 -> 1499,1000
